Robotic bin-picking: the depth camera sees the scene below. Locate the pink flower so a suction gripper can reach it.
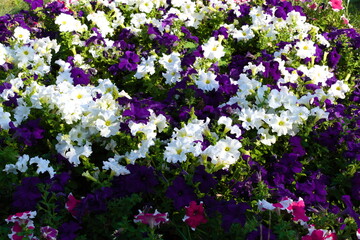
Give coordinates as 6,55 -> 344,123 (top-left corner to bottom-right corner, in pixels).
183,201 -> 208,231
40,226 -> 58,240
287,197 -> 310,224
329,0 -> 344,11
356,229 -> 360,239
134,209 -> 169,228
341,15 -> 349,25
308,3 -> 318,9
302,226 -> 337,240
65,193 -> 81,218
5,211 -> 37,240
234,0 -> 250,4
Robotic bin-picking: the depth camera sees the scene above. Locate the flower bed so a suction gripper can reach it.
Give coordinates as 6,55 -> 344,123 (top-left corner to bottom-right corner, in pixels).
0,0 -> 359,239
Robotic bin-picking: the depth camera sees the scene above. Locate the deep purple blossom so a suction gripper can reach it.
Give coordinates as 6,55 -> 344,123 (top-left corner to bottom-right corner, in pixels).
181,26 -> 199,43
12,177 -> 43,211
126,164 -> 159,193
10,119 -> 45,146
328,48 -> 341,68
213,26 -> 229,39
166,175 -> 196,209
231,179 -> 253,200
122,102 -> 151,123
75,187 -> 113,217
48,172 -> 71,193
24,0 -> 43,10
219,200 -> 250,232
296,171 -> 328,207
262,60 -> 281,81
289,136 -> 306,157
71,67 -> 91,85
118,51 -> 140,71
58,221 -> 81,240
192,165 -> 217,193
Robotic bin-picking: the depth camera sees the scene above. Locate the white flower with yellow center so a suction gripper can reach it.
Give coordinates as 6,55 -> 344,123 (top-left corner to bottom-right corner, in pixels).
328,80 -> 350,99
203,137 -> 242,168
13,26 -> 31,43
202,37 -> 225,60
295,40 -> 316,59
94,111 -> 120,137
55,13 -> 84,32
195,70 -> 219,92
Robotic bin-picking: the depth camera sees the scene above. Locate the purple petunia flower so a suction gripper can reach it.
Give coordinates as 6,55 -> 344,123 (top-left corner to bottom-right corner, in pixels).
166,175 -> 196,209
328,48 -> 341,68
24,0 -> 43,10
48,172 -> 71,192
118,51 -> 140,71
213,26 -> 229,40
58,221 -> 81,240
351,172 -> 360,201
12,177 -> 43,211
231,179 -> 253,200
192,165 -> 217,193
219,200 -> 250,232
289,136 -> 306,157
71,67 -> 91,85
76,187 -> 113,217
126,164 -> 159,193
296,171 -> 328,207
10,119 -> 45,146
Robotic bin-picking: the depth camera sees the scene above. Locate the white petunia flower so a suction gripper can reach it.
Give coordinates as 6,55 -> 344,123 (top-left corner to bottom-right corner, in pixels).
218,116 -> 241,138
13,27 -> 31,43
202,37 -> 225,60
103,157 -> 130,176
29,156 -> 56,178
194,70 -> 219,92
134,56 -> 157,79
203,137 -> 242,168
55,13 -> 84,32
257,128 -> 276,146
159,52 -> 181,71
232,25 -> 255,41
328,80 -> 350,99
266,111 -> 294,136
163,70 -> 181,84
0,106 -> 12,130
295,40 -> 317,59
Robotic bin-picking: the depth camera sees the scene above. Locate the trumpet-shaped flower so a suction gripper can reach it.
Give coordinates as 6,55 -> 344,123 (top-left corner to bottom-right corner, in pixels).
183,201 -> 208,230
195,70 -> 219,92
202,37 -> 225,60
295,40 -> 317,59
55,13 -> 84,32
134,209 -> 169,228
13,27 -> 31,43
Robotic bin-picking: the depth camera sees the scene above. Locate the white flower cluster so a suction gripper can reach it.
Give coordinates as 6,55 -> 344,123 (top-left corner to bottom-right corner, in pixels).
4,154 -> 56,178
13,78 -> 130,166
123,110 -> 168,163
164,118 -> 209,163
164,116 -> 243,169
2,35 -> 60,75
